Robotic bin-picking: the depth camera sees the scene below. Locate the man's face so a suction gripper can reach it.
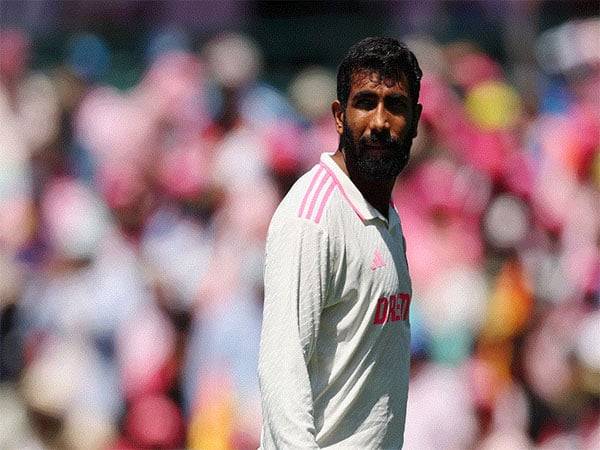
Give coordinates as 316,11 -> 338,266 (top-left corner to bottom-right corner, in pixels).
335,70 -> 421,182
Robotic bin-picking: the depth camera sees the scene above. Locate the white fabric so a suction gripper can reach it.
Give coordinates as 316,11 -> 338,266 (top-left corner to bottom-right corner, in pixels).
259,153 -> 412,449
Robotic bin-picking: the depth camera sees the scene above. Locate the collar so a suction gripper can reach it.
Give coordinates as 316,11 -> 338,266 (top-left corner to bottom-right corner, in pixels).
319,152 -> 398,227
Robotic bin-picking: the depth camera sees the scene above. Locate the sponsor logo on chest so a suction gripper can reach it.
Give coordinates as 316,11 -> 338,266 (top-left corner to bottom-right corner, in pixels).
373,293 -> 411,324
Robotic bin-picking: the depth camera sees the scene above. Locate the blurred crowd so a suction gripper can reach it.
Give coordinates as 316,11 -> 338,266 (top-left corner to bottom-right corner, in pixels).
1,15 -> 599,450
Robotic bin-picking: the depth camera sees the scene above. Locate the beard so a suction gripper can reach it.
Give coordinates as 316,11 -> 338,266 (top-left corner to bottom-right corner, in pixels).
341,121 -> 413,182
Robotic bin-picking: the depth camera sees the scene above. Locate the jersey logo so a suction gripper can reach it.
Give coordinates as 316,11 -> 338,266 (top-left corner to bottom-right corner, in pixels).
370,248 -> 386,270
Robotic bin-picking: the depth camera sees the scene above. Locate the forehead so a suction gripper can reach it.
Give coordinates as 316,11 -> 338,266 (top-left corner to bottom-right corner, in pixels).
349,69 -> 410,97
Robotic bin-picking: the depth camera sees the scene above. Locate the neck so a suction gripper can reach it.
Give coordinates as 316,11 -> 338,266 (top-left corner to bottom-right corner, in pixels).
332,150 -> 395,219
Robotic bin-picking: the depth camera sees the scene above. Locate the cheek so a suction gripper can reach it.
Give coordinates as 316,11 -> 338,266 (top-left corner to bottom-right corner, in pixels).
392,117 -> 410,138
347,114 -> 370,138
343,116 -> 363,139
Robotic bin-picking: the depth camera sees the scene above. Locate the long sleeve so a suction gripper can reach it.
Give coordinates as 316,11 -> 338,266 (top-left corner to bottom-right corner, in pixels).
258,215 -> 330,449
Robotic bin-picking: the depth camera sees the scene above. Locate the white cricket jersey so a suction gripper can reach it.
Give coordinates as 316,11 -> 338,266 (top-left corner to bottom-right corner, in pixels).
259,152 -> 412,449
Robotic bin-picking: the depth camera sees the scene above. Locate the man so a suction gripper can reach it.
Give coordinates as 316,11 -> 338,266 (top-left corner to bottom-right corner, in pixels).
259,37 -> 422,449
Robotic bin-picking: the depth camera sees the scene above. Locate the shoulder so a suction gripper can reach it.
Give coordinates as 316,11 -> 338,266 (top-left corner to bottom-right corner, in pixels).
271,162 -> 342,229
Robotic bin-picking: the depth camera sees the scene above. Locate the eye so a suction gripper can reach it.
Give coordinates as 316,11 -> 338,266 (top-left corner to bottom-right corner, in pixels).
385,97 -> 409,115
352,94 -> 377,110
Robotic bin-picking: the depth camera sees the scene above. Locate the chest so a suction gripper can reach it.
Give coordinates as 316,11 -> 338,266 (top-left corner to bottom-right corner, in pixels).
331,217 -> 412,304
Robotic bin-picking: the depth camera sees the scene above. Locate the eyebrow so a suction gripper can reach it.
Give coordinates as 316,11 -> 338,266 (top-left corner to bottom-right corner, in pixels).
351,90 -> 410,101
352,90 -> 378,99
385,93 -> 410,103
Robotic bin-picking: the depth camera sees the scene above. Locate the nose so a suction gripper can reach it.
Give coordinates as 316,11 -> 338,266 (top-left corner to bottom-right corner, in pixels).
370,102 -> 389,134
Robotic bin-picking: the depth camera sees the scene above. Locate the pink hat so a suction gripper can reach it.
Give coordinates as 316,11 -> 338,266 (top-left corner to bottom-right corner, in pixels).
262,121 -> 303,175
125,394 -> 184,448
0,28 -> 30,81
452,51 -> 503,91
157,140 -> 210,200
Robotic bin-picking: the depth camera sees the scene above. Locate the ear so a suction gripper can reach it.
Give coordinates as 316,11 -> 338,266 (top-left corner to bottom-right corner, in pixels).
411,103 -> 423,138
332,100 -> 344,136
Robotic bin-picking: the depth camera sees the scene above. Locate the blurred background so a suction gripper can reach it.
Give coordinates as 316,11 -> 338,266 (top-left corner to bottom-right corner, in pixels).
1,1 -> 599,449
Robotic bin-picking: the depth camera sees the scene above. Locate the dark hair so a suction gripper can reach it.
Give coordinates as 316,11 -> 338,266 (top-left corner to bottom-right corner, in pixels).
336,37 -> 422,110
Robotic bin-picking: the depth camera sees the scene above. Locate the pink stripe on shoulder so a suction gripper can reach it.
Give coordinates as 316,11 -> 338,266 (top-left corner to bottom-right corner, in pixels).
298,165 -> 324,218
304,172 -> 330,220
314,181 -> 336,223
319,162 -> 365,221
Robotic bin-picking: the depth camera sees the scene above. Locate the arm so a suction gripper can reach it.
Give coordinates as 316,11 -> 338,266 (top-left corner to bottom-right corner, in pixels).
258,215 -> 330,449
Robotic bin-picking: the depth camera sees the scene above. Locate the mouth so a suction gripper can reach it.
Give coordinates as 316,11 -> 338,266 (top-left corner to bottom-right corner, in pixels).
362,142 -> 390,156
364,140 -> 386,147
